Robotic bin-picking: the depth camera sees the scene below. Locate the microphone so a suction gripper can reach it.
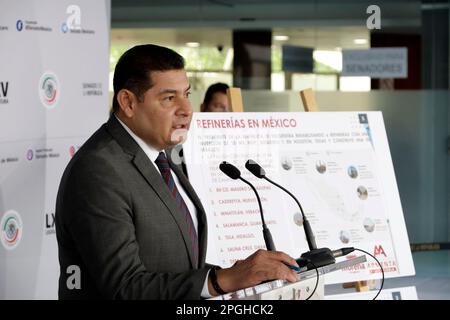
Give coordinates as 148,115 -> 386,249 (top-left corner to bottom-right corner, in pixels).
219,161 -> 276,252
245,159 -> 354,269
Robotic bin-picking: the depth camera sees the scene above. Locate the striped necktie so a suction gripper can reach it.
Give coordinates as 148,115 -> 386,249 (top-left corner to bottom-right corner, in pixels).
154,151 -> 199,267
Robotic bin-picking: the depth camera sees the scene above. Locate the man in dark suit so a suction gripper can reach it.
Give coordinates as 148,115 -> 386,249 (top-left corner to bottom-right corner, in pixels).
55,44 -> 299,299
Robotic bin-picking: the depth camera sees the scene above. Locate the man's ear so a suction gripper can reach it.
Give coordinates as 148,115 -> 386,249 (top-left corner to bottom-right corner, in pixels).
117,89 -> 137,118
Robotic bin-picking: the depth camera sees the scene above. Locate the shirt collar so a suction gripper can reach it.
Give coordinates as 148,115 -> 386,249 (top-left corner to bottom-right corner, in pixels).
115,115 -> 162,163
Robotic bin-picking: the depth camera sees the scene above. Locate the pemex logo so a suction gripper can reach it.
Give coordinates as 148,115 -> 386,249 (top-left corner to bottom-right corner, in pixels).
39,71 -> 60,109
1,210 -> 23,250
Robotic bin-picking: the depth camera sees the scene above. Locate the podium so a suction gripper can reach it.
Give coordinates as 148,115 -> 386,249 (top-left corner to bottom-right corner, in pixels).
209,255 -> 367,300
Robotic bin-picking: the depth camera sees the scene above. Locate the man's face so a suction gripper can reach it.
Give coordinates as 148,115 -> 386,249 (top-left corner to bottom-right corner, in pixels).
131,69 -> 192,150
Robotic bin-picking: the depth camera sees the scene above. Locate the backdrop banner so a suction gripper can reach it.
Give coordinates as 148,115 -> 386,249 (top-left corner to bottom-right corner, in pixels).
0,0 -> 110,299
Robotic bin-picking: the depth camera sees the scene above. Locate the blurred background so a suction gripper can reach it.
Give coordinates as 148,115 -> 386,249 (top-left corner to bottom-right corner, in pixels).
108,0 -> 450,299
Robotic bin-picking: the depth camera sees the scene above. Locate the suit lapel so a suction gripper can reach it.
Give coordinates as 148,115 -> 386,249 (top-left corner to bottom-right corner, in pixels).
132,152 -> 198,268
106,116 -> 198,268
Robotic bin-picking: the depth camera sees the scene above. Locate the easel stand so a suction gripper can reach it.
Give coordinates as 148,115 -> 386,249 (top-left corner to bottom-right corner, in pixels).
342,280 -> 376,292
226,87 -> 244,112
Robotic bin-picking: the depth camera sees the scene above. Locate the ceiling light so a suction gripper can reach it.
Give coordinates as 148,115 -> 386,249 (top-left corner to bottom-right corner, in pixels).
186,42 -> 200,48
353,38 -> 368,45
274,35 -> 289,41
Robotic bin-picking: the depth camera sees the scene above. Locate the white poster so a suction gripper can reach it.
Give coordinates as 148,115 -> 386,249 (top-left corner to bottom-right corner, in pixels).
325,286 -> 418,300
0,0 -> 110,299
183,112 -> 415,284
342,48 -> 408,78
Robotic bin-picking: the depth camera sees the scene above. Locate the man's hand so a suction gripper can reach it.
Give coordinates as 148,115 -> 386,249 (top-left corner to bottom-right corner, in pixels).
208,249 -> 299,296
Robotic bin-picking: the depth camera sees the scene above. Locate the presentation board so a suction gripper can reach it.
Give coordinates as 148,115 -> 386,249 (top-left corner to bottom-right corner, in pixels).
183,112 -> 415,284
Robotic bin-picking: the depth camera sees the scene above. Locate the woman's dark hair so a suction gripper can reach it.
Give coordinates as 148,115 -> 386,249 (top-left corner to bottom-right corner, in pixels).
112,44 -> 185,114
201,82 -> 229,112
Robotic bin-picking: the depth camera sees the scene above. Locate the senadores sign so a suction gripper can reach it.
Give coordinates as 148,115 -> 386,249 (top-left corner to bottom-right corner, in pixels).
0,0 -> 110,299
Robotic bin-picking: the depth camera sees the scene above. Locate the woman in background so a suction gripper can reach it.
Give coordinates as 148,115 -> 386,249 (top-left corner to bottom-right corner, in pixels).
200,82 -> 230,112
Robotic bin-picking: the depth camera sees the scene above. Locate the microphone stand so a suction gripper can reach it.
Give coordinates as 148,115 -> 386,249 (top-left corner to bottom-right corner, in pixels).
239,176 -> 276,252
219,161 -> 276,252
245,160 -> 336,270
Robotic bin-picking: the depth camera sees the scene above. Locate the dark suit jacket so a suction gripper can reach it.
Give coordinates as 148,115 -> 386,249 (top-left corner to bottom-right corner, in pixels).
55,116 -> 210,299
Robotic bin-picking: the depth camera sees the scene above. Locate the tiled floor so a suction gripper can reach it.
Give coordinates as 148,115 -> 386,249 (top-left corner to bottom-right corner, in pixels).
325,250 -> 450,300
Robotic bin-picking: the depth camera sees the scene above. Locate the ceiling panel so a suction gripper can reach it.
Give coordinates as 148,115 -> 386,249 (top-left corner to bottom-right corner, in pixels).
111,26 -> 370,50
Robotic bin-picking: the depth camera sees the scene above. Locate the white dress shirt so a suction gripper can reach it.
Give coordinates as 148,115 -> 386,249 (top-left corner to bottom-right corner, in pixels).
115,116 -> 212,298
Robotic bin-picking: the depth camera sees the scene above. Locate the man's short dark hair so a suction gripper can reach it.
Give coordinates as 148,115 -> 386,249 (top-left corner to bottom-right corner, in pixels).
112,44 -> 185,114
201,82 -> 229,112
